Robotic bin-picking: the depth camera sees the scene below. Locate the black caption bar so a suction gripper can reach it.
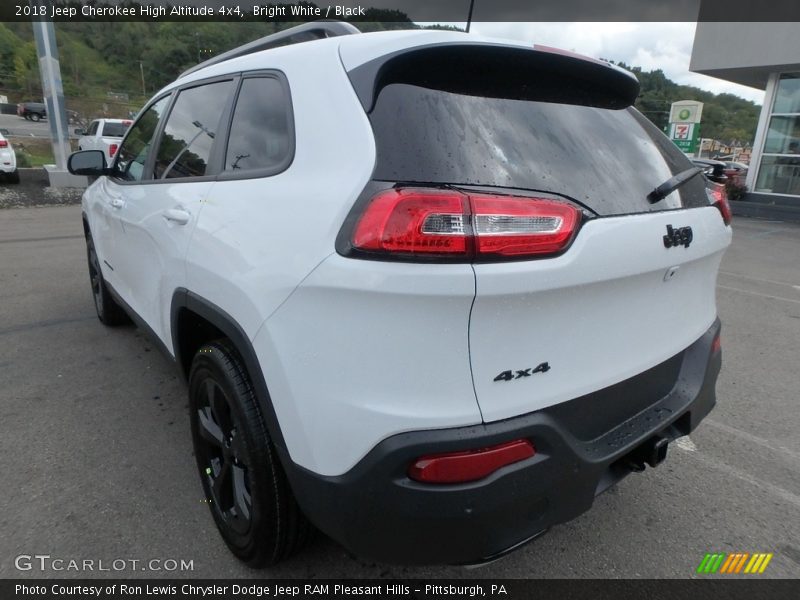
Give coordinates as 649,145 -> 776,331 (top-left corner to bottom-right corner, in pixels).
2,0 -> 800,22
2,580 -> 798,600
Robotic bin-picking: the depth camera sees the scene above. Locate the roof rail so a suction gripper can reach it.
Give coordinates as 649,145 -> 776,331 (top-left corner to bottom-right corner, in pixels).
179,21 -> 361,79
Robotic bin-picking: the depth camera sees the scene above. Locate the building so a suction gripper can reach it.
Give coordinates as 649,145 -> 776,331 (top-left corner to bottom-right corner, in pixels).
690,22 -> 800,220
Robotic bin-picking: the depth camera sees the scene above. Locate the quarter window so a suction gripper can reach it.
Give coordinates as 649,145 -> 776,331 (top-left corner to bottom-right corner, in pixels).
112,96 -> 169,182
154,80 -> 234,180
224,77 -> 292,174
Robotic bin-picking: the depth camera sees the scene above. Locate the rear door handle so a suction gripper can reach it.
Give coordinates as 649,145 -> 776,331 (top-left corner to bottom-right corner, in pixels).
163,208 -> 191,225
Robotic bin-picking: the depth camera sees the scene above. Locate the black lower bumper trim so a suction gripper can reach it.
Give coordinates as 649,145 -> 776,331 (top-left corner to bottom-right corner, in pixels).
280,319 -> 722,565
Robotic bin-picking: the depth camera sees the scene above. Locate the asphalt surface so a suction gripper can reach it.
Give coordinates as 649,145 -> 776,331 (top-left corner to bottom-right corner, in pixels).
0,206 -> 798,579
0,113 -> 53,139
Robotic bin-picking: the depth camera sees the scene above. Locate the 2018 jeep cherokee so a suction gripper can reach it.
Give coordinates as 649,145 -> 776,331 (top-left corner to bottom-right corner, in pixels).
68,22 -> 732,566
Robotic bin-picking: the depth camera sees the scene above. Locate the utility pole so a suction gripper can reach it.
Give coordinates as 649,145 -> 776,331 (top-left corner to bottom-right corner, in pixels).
32,18 -> 76,185
466,0 -> 476,33
139,61 -> 146,97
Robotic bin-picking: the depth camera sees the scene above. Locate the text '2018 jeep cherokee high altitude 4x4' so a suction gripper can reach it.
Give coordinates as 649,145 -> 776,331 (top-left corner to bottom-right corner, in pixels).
69,23 -> 732,566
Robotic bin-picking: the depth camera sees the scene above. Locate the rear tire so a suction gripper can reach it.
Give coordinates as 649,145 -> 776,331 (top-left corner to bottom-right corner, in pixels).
31,113 -> 41,122
85,236 -> 129,326
7,170 -> 20,184
189,341 -> 312,566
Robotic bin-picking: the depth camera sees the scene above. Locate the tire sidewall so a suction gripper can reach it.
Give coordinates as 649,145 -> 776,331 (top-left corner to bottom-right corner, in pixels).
189,346 -> 278,562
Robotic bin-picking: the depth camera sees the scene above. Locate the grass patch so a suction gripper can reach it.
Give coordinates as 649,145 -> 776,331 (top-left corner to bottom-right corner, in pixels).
9,138 -> 72,168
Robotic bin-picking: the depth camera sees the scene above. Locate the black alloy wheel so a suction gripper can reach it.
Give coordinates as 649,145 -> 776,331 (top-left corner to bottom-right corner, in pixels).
189,341 -> 312,566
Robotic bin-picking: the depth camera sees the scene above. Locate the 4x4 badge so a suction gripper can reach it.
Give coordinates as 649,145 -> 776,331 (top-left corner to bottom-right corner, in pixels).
494,362 -> 550,382
663,224 -> 693,248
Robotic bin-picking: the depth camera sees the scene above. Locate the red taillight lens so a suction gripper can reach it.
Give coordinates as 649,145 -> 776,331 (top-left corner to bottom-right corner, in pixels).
707,183 -> 732,226
351,188 -> 580,260
408,439 -> 535,484
0,140 -> 8,148
109,144 -> 118,157
352,188 -> 469,255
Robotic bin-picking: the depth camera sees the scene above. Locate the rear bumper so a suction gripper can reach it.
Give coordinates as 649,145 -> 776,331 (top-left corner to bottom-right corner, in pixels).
282,319 -> 722,565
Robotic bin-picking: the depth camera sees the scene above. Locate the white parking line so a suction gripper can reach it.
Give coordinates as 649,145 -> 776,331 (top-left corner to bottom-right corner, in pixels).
704,419 -> 800,462
719,270 -> 798,289
717,284 -> 800,306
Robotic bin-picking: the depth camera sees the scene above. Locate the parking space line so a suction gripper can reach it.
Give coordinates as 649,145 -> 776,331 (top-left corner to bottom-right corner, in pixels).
682,449 -> 800,509
719,270 -> 798,289
717,284 -> 800,306
0,234 -> 83,245
705,419 -> 800,462
0,315 -> 96,337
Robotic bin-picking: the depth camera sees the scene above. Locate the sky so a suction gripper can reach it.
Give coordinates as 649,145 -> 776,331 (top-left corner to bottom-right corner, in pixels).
457,22 -> 766,104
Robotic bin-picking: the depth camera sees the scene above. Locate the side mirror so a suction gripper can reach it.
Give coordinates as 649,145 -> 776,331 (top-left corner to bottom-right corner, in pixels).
68,150 -> 108,176
74,128 -> 85,136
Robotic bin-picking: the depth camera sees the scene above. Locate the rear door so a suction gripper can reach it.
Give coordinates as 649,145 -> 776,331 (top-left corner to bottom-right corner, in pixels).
361,46 -> 731,423
112,78 -> 236,348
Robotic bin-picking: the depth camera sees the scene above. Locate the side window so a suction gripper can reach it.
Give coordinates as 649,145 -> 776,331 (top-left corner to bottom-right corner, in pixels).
153,80 -> 233,180
112,96 -> 169,182
224,77 -> 293,174
86,121 -> 98,136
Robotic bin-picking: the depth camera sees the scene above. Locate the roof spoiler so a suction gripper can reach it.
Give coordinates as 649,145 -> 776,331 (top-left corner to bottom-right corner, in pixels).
179,21 -> 361,79
347,43 -> 641,113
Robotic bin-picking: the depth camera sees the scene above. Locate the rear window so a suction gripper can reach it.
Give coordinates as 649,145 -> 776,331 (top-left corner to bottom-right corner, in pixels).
369,84 -> 707,215
102,122 -> 129,137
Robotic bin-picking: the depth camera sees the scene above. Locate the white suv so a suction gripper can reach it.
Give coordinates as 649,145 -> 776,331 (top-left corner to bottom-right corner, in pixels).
68,23 -> 732,566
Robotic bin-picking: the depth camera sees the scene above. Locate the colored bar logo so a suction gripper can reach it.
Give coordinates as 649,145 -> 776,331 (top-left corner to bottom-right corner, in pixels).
697,552 -> 773,574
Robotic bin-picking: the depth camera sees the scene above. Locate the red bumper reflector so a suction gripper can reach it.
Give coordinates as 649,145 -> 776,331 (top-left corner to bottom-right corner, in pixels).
408,439 -> 535,484
711,334 -> 721,354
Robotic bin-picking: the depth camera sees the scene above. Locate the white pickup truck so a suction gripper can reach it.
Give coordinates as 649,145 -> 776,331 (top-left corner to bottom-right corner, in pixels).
77,119 -> 131,166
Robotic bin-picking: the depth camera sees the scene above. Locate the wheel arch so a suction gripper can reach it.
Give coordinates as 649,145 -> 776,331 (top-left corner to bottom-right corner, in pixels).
171,288 -> 290,454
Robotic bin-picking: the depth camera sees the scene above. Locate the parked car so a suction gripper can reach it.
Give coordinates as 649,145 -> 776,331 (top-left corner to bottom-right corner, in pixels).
17,101 -> 46,121
76,119 -> 132,166
692,158 -> 729,184
720,160 -> 748,185
68,23 -> 732,567
0,132 -> 19,184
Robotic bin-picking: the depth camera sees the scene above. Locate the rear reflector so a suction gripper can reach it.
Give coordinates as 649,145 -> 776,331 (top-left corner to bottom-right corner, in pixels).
352,188 -> 580,260
408,439 -> 535,484
711,333 -> 721,354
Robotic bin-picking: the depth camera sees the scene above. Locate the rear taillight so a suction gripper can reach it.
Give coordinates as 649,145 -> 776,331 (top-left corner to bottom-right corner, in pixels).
408,439 -> 536,484
707,183 -> 732,226
0,140 -> 7,148
351,188 -> 580,260
108,144 -> 118,157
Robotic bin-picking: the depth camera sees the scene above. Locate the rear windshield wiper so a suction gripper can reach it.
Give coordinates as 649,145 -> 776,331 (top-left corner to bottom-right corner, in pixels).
647,167 -> 703,204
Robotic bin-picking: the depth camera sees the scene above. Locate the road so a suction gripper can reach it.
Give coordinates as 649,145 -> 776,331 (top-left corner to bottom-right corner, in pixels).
0,113 -> 53,139
0,206 -> 798,579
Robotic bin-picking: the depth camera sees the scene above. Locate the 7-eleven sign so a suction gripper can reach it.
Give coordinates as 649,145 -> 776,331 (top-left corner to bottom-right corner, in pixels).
669,100 -> 703,156
669,122 -> 699,155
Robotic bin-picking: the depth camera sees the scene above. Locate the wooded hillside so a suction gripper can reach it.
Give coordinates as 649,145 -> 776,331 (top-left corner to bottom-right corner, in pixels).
0,20 -> 761,143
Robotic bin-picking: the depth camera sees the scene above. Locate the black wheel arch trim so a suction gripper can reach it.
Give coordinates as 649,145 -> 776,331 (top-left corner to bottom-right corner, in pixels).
171,288 -> 290,454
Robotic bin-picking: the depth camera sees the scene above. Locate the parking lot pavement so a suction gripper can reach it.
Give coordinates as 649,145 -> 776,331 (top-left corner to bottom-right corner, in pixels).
0,113 -> 52,139
1,206 -> 798,579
